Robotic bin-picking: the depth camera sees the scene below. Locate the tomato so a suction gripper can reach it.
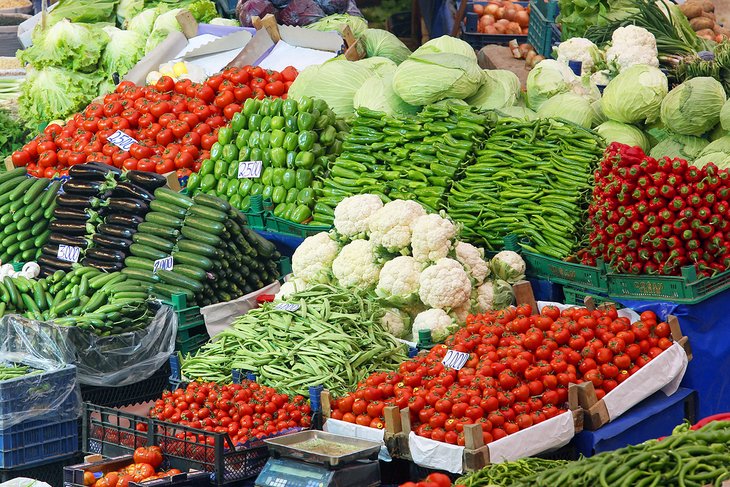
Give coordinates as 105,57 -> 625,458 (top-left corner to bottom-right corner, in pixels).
175,79 -> 192,95
133,446 -> 163,468
150,101 -> 172,118
156,76 -> 175,93
196,85 -> 215,103
234,85 -> 253,102
366,401 -> 384,418
156,128 -> 174,146
429,412 -> 447,428
68,151 -> 86,166
38,151 -> 58,168
155,158 -> 175,174
264,81 -> 286,97
281,66 -> 298,82
355,414 -> 371,426
655,322 -> 671,338
214,91 -> 235,108
583,369 -> 603,388
425,473 -> 451,487
11,150 -> 30,167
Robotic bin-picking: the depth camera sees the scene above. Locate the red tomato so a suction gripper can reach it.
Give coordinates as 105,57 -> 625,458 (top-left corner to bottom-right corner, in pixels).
214,91 -> 235,108
264,81 -> 286,97
281,66 -> 298,82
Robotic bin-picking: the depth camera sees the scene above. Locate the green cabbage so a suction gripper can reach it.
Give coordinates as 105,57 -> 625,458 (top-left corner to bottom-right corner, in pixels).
126,7 -> 165,36
592,99 -> 607,126
432,98 -> 469,108
305,14 -> 368,37
649,134 -> 709,161
101,26 -> 145,78
466,69 -> 520,110
537,93 -> 594,128
526,59 -> 578,110
645,122 -> 670,147
412,36 -> 476,60
601,65 -> 667,124
660,77 -> 726,136
710,124 -> 726,141
20,20 -> 109,73
354,56 -> 397,76
361,29 -> 411,64
146,8 -> 185,54
595,121 -> 651,152
694,137 -> 730,169
719,98 -> 730,131
496,106 -> 537,120
353,73 -> 419,116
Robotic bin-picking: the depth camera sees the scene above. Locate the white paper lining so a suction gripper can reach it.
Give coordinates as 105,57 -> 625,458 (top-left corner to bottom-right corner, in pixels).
323,418 -> 391,461
201,281 -> 280,338
408,431 -> 465,474
488,410 -> 574,463
256,40 -> 337,72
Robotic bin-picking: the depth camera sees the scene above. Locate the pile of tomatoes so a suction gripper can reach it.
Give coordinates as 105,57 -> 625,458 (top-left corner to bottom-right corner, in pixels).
85,446 -> 178,487
400,473 -> 455,487
11,65 -> 298,178
147,381 -> 311,447
331,305 -> 673,446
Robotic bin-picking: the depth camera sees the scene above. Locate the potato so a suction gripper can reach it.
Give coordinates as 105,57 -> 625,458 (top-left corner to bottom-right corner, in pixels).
690,16 -> 714,31
700,0 -> 714,12
701,11 -> 716,21
680,2 -> 703,19
696,28 -> 716,40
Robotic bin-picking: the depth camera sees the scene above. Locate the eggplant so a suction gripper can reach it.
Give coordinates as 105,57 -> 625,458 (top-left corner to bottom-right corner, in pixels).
92,233 -> 132,251
112,182 -> 154,202
53,207 -> 96,221
87,161 -> 122,176
105,214 -> 143,227
86,247 -> 126,263
38,255 -> 74,272
68,164 -> 118,180
98,224 -> 135,240
82,258 -> 124,272
125,171 -> 167,191
62,179 -> 108,196
41,244 -> 61,257
49,233 -> 88,248
57,194 -> 101,209
50,220 -> 94,236
106,198 -> 149,215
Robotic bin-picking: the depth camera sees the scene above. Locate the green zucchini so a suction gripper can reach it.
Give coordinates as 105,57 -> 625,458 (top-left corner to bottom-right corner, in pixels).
173,251 -> 213,270
145,212 -> 184,229
124,256 -> 156,271
130,244 -> 169,261
154,187 -> 194,208
192,193 -> 231,212
184,216 -> 224,235
152,283 -> 194,301
187,204 -> 227,222
149,200 -> 187,219
173,264 -> 208,282
180,226 -> 222,246
137,222 -> 180,240
132,233 -> 175,253
176,239 -> 217,257
157,269 -> 203,292
120,268 -> 160,283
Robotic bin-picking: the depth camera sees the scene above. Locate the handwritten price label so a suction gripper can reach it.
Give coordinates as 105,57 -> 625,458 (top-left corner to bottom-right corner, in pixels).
237,161 -> 263,179
153,256 -> 174,274
275,303 -> 300,312
442,350 -> 470,370
57,245 -> 81,263
107,130 -> 139,152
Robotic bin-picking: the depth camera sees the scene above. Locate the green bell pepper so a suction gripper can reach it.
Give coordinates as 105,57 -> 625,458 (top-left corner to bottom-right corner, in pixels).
250,148 -> 263,163
297,112 -> 316,131
285,116 -> 298,132
297,187 -> 315,206
216,177 -> 229,195
272,168 -> 285,187
200,174 -> 216,192
249,131 -> 261,149
243,98 -> 260,117
222,143 -> 239,163
311,143 -> 324,158
226,179 -> 240,198
262,185 -> 274,200
270,129 -> 285,148
268,98 -> 283,117
273,202 -> 287,217
210,142 -> 223,161
295,169 -> 313,190
272,186 -> 287,204
213,159 -> 227,179
259,132 -> 271,149
271,147 -> 287,168
286,151 -> 297,168
283,132 -> 299,151
260,116 -> 272,133
282,98 -> 298,117
186,172 -> 200,193
260,98 -> 272,116
227,160 -> 239,179
291,204 -> 312,223
298,96 -> 313,113
261,167 -> 274,186
262,149 -> 271,167
282,203 -> 296,220
218,126 -> 233,146
249,114 -> 262,131
238,146 -> 252,162
298,131 -> 315,151
319,125 -> 336,146
295,151 -> 315,169
286,187 -> 299,204
271,116 -> 285,131
235,129 -> 251,149
229,193 -> 242,209
240,195 -> 251,211
282,169 -> 296,190
231,112 -> 246,133
312,99 -> 328,112
199,158 -> 214,176
250,182 -> 263,196
239,178 -> 253,196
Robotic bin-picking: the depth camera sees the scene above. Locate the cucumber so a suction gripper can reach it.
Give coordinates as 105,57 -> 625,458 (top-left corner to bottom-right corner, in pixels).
180,226 -> 222,246
157,269 -> 203,292
34,230 -> 51,249
0,168 -> 26,185
132,233 -> 175,253
146,212 -> 184,229
1,233 -> 16,248
173,251 -> 213,270
41,180 -> 62,207
7,178 -> 35,202
16,217 -> 32,232
130,244 -> 169,261
192,193 -> 231,212
23,178 -> 50,205
23,196 -> 44,218
184,216 -> 224,235
15,229 -> 32,243
187,204 -> 227,222
125,256 -> 155,271
154,187 -> 194,209
149,200 -> 187,219
137,222 -> 180,240
173,264 -> 208,282
152,283 -> 194,301
176,239 -> 217,257
18,238 -> 35,252
0,213 -> 12,226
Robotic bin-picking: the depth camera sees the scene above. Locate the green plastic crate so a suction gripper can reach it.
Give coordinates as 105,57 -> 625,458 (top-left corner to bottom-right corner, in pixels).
563,286 -> 623,309
264,212 -> 332,238
162,293 -> 204,326
11,263 -> 23,272
243,209 -> 266,231
527,0 -> 560,57
278,256 -> 292,277
607,266 -> 730,304
522,250 -> 609,293
176,323 -> 209,355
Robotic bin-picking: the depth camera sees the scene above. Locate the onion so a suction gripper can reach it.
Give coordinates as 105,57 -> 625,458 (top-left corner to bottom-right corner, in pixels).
515,10 -> 529,27
485,3 -> 499,16
481,14 -> 495,25
497,6 -> 505,18
529,54 -> 545,67
494,22 -> 506,33
504,8 -> 516,21
512,2 -> 524,10
496,18 -> 510,25
518,43 -> 532,57
506,21 -> 520,33
473,4 -> 484,15
525,50 -> 536,66
522,26 -> 528,34
485,24 -> 498,34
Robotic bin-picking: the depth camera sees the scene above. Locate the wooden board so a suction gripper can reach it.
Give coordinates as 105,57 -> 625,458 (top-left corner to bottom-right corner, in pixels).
477,45 -> 529,88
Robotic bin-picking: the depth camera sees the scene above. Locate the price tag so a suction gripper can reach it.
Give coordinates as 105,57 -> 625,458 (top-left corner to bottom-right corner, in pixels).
57,245 -> 80,263
153,256 -> 174,273
275,303 -> 300,312
442,350 -> 470,370
237,160 -> 263,179
107,130 -> 139,152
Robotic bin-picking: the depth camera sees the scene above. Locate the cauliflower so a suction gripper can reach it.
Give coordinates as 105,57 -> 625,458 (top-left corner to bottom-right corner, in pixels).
606,26 -> 659,71
455,241 -> 490,286
275,277 -> 309,300
376,256 -> 422,304
331,239 -> 382,289
450,300 -> 471,324
291,232 -> 341,284
333,194 -> 383,240
411,214 -> 457,263
418,258 -> 471,310
381,308 -> 410,339
591,70 -> 612,87
368,199 -> 426,253
556,38 -> 602,74
412,308 -> 453,343
475,279 -> 514,312
491,250 -> 526,284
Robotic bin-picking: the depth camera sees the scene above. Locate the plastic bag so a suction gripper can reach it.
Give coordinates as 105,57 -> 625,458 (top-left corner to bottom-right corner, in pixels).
277,0 -> 325,26
237,0 -> 278,27
314,0 -> 348,15
0,315 -> 82,429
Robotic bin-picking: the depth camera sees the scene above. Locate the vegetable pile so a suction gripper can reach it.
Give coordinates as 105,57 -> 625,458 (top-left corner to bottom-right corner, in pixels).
86,446 -> 181,487
183,284 -> 408,395
331,305 -> 674,445
471,0 -> 529,36
583,143 -> 730,277
0,363 -> 41,380
454,458 -> 569,486
187,93 -> 345,225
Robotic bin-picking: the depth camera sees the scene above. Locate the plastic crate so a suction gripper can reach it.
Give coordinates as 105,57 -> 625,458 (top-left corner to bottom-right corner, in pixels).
278,256 -> 292,277
243,209 -> 266,231
563,286 -> 623,309
0,418 -> 79,469
522,249 -> 609,293
162,293 -> 204,325
606,265 -> 730,304
80,359 -> 172,409
527,0 -> 560,57
64,454 -> 211,487
10,262 -> 23,271
460,1 -> 528,49
264,212 -> 332,238
1,452 -> 83,487
176,324 -> 209,356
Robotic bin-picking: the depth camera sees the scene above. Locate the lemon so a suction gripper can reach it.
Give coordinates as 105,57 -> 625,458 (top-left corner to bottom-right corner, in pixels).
173,62 -> 188,77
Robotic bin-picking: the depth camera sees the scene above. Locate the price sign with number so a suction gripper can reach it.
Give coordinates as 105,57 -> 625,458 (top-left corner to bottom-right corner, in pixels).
275,303 -> 300,312
107,130 -> 139,152
237,160 -> 263,179
153,256 -> 174,273
57,245 -> 80,263
442,350 -> 470,370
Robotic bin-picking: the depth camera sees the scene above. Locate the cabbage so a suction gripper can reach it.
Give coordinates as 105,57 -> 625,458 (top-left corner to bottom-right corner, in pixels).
432,98 -> 469,108
496,106 -> 537,120
645,122 -> 670,147
525,59 -> 578,110
146,8 -> 185,54
361,29 -> 411,64
710,124 -> 726,141
694,137 -> 730,169
209,17 -> 240,25
660,77 -> 726,136
601,65 -> 667,124
20,20 -> 109,73
393,53 -> 482,105
537,93 -> 594,128
287,59 -> 375,117
595,121 -> 650,152
278,0 -> 325,27
466,69 -> 520,110
101,27 -> 145,78
127,7 -> 165,36
412,36 -> 476,60
592,99 -> 607,126
353,73 -> 419,116
355,56 -> 397,76
305,13 -> 367,35
649,134 -> 709,161
721,99 -> 730,131
117,0 -> 144,23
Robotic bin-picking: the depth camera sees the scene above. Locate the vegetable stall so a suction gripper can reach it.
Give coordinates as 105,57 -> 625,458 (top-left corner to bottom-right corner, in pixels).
1,0 -> 730,485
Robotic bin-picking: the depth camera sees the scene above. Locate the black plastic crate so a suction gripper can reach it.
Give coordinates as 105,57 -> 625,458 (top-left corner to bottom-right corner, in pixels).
80,359 -> 172,408
1,452 -> 83,487
461,1 -> 529,49
64,454 -> 211,487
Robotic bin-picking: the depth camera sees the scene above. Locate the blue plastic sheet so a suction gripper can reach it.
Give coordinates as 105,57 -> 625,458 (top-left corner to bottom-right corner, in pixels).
418,0 -> 454,39
255,230 -> 303,258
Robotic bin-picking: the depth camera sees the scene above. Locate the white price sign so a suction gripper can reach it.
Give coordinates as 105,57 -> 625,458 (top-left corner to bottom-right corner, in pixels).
442,350 -> 470,370
275,303 -> 300,312
153,256 -> 174,273
237,161 -> 263,179
57,245 -> 81,263
107,130 -> 139,152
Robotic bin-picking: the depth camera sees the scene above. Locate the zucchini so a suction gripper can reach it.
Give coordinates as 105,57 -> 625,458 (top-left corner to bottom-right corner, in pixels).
157,269 -> 203,292
121,267 -> 159,283
124,256 -> 155,271
145,212 -> 184,229
130,244 -> 169,261
184,216 -> 224,235
149,200 -> 187,219
132,233 -> 175,253
173,264 -> 208,282
193,193 -> 231,212
176,239 -> 217,257
187,204 -> 227,222
137,222 -> 180,240
152,283 -> 194,301
173,251 -> 213,270
154,187 -> 194,209
180,226 -> 222,246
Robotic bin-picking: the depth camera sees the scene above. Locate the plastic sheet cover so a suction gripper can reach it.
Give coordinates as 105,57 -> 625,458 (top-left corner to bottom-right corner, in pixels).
0,315 -> 82,429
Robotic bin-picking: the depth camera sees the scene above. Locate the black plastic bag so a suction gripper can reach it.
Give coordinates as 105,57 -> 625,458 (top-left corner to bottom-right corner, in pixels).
314,0 -> 348,15
237,0 -> 279,27
277,0 -> 325,26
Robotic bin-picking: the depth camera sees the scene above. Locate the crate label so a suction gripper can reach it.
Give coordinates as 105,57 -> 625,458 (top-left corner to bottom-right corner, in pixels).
442,350 -> 470,370
57,245 -> 80,263
238,160 -> 263,179
107,130 -> 139,152
153,256 -> 174,273
275,303 -> 300,312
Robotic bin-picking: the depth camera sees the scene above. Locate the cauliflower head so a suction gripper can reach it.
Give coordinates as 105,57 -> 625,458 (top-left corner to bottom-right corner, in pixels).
418,258 -> 471,310
331,239 -> 382,289
556,38 -> 601,74
606,26 -> 658,71
333,194 -> 383,240
275,277 -> 309,300
475,279 -> 514,312
412,308 -> 453,343
291,232 -> 341,284
455,241 -> 490,286
491,250 -> 526,284
381,308 -> 410,339
611,25 -> 657,50
368,199 -> 426,253
411,214 -> 457,263
450,300 -> 471,324
376,255 -> 422,304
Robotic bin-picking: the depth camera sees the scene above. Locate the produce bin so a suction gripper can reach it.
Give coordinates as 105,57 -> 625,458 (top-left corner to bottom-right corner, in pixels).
460,1 -> 529,49
606,265 -> 730,304
527,0 -> 560,57
562,286 -> 622,309
64,454 -> 211,487
0,452 -> 83,486
80,359 -> 173,409
522,249 -> 609,293
264,213 -> 332,238
0,418 -> 79,469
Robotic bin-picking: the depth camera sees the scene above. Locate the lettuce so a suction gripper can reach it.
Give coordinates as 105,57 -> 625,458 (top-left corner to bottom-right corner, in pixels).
19,20 -> 109,73
466,69 -> 520,110
361,29 -> 411,64
101,26 -> 145,78
146,8 -> 184,54
305,14 -> 367,37
126,6 -> 165,35
46,0 -> 117,25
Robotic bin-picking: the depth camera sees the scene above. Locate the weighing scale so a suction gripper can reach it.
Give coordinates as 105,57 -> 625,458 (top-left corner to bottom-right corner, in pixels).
255,430 -> 381,487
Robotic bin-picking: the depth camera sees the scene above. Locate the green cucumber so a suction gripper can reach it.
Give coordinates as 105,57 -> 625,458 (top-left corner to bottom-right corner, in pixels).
34,230 -> 51,249
41,180 -> 62,207
149,200 -> 187,219
132,233 -> 175,253
176,239 -> 217,257
8,178 -> 35,202
173,251 -> 213,270
130,244 -> 169,261
119,268 -> 159,283
137,222 -> 180,240
179,226 -> 222,246
154,188 -> 194,209
22,178 -> 50,205
157,269 -> 203,292
146,212 -> 184,229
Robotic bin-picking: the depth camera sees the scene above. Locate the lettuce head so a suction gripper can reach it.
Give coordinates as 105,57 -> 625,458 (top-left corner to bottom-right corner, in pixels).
19,20 -> 109,73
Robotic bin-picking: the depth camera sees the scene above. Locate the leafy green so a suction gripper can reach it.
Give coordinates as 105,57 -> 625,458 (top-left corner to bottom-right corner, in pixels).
0,109 -> 27,161
595,121 -> 651,152
117,0 -> 144,22
187,0 -> 218,23
101,26 -> 146,77
126,6 -> 165,35
601,64 -> 667,124
145,8 -> 184,54
660,77 -> 726,136
649,134 -> 709,161
46,0 -> 118,25
19,20 -> 109,73
361,29 -> 411,64
305,14 -> 368,37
